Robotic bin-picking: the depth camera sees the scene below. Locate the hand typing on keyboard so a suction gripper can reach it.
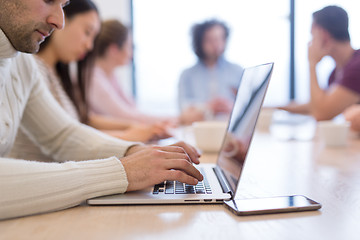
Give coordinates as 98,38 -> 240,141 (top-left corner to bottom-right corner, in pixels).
153,169 -> 212,195
153,180 -> 212,195
122,141 -> 203,192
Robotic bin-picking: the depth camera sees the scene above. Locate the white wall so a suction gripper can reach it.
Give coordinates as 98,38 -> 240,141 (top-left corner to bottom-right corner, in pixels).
93,0 -> 131,24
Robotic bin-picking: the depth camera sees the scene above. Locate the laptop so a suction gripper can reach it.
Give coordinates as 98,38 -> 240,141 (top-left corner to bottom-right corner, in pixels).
87,62 -> 274,205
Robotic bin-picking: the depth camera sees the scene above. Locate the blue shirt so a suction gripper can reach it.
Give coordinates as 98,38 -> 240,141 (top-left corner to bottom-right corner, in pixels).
178,57 -> 243,111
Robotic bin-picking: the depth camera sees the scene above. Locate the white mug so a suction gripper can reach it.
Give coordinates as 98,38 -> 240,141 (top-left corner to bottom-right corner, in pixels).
192,121 -> 228,152
317,121 -> 350,147
257,108 -> 274,132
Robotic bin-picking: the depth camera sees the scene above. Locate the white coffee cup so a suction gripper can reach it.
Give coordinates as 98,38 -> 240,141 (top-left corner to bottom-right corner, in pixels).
256,108 -> 274,132
192,121 -> 228,152
317,121 -> 350,147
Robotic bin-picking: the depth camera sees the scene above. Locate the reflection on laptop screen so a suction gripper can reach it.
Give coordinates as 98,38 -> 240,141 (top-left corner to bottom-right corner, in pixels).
217,63 -> 274,194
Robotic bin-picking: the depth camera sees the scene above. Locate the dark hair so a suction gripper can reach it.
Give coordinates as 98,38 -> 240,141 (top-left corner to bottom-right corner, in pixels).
94,19 -> 129,58
191,19 -> 229,61
39,0 -> 99,123
313,5 -> 350,42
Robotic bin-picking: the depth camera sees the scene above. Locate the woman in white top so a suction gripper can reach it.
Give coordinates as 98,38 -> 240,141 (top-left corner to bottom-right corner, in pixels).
89,20 -> 178,126
0,0 -> 202,220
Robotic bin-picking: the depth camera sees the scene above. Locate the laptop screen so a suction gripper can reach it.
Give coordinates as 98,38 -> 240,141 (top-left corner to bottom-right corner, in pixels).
217,63 -> 274,194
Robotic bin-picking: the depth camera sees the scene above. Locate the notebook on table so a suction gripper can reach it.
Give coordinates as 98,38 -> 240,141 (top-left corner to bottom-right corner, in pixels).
87,62 -> 274,205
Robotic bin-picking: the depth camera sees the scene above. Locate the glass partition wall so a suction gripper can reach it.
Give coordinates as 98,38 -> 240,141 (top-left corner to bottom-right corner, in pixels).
131,0 -> 360,116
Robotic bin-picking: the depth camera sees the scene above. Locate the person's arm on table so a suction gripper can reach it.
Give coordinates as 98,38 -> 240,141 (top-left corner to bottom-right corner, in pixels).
88,113 -> 133,130
0,157 -> 127,220
89,114 -> 172,143
208,97 -> 233,115
0,141 -> 202,220
122,141 -> 202,191
278,102 -> 311,115
102,124 -> 172,143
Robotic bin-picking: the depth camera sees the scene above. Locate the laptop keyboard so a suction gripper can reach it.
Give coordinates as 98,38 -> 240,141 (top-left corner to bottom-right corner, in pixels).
152,168 -> 212,195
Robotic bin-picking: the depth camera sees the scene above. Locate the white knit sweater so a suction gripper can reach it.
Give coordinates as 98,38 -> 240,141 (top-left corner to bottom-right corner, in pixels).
0,29 -> 137,220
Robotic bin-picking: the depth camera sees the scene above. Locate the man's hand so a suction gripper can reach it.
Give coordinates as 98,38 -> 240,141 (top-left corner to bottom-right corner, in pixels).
308,27 -> 329,67
180,107 -> 205,125
122,143 -> 203,192
125,141 -> 200,164
125,124 -> 172,142
208,97 -> 233,114
344,104 -> 360,131
169,141 -> 201,164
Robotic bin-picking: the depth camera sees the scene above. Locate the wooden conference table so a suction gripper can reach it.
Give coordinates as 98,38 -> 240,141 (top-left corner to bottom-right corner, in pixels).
1,121 -> 360,240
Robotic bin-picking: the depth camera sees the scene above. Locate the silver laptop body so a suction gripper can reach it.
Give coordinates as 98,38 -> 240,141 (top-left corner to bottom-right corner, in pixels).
87,63 -> 274,205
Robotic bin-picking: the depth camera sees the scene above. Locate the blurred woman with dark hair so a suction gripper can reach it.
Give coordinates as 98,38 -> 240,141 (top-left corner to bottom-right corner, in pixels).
88,19 -> 177,127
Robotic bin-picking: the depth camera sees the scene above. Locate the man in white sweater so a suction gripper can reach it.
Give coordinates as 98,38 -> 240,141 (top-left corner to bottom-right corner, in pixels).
0,0 -> 203,220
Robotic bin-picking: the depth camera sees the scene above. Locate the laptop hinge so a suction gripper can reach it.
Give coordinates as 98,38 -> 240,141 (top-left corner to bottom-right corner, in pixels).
213,166 -> 232,195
